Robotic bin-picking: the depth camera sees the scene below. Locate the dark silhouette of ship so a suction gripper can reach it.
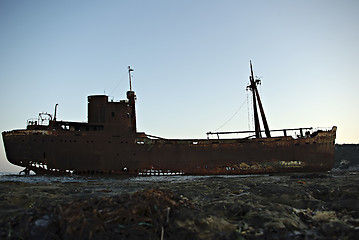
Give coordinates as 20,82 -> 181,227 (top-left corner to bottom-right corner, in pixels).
2,63 -> 336,175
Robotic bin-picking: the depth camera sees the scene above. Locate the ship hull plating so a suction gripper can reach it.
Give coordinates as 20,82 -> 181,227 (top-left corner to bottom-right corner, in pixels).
2,127 -> 336,175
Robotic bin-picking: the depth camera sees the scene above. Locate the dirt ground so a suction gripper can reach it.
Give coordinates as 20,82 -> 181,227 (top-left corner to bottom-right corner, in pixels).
0,171 -> 358,239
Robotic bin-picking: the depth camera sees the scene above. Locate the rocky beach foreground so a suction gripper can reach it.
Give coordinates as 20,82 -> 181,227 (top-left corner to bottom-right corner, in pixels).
0,170 -> 358,240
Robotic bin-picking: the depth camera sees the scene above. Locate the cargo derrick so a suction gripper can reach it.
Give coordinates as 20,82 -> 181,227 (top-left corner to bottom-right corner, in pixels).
2,64 -> 337,175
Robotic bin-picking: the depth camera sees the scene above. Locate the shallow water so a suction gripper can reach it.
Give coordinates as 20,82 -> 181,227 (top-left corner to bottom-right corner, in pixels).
0,172 -> 267,184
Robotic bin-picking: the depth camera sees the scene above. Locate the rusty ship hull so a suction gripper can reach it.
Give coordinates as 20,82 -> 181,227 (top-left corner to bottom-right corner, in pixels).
3,127 -> 336,175
2,64 -> 337,175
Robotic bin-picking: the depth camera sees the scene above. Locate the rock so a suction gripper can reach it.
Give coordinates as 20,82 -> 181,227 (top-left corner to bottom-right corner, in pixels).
0,171 -> 358,239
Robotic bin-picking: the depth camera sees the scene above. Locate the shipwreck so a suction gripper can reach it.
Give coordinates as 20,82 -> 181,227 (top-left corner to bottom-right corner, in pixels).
2,62 -> 337,175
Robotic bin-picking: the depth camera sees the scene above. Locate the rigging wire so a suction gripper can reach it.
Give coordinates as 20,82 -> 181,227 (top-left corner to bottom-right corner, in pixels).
213,97 -> 247,132
109,72 -> 128,97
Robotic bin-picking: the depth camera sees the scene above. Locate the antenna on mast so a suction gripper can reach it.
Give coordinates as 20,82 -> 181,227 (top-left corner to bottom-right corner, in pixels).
128,66 -> 134,91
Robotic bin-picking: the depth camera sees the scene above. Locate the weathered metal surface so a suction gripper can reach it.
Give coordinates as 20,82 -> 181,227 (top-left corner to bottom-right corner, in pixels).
1,65 -> 337,175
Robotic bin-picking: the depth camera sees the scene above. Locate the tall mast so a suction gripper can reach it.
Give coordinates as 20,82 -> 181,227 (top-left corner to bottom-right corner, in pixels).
127,66 -> 136,132
248,61 -> 271,138
249,61 -> 262,138
128,66 -> 134,91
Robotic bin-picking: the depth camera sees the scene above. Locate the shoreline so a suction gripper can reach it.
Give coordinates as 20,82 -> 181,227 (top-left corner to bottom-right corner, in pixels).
1,171 -> 358,239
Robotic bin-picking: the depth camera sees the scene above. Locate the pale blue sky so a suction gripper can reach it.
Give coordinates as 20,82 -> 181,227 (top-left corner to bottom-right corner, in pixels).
1,0 -> 358,172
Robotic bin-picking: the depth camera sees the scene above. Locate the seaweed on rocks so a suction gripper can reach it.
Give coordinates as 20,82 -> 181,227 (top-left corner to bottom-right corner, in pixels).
3,189 -> 196,240
1,172 -> 359,239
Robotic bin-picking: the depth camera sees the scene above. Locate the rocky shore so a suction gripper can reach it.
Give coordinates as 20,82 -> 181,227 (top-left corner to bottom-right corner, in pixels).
0,170 -> 358,240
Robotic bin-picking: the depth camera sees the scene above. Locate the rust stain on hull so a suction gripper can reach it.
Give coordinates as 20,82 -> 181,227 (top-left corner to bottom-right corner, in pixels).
1,65 -> 337,175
